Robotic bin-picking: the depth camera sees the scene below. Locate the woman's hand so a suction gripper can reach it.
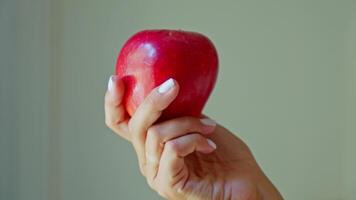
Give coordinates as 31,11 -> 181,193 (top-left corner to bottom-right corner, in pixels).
105,76 -> 283,200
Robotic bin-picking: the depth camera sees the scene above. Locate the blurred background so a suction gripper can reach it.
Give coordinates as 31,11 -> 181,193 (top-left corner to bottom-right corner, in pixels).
1,0 -> 355,199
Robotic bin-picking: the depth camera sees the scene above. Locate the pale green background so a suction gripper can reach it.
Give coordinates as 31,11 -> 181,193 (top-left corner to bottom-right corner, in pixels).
1,0 -> 355,199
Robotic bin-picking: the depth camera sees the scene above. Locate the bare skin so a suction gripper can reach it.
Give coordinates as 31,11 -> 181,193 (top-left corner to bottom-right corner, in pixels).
105,76 -> 283,200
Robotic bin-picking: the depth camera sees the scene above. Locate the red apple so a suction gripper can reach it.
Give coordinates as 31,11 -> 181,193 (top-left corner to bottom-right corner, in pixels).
116,29 -> 218,121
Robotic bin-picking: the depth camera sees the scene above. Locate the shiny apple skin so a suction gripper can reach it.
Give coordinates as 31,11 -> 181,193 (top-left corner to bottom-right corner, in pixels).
116,29 -> 218,121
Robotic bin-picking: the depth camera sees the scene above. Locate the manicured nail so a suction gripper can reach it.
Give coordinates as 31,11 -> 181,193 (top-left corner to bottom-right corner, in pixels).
200,118 -> 216,127
207,139 -> 217,149
158,78 -> 175,94
108,75 -> 118,92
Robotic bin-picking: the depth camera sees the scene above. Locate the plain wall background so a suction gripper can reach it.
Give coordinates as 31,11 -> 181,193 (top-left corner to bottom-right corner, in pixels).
345,13 -> 356,199
1,0 -> 355,199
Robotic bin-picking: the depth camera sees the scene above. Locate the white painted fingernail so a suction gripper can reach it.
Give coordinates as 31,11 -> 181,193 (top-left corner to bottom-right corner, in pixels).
158,78 -> 175,94
108,75 -> 119,92
108,75 -> 115,92
207,139 -> 217,149
200,118 -> 216,126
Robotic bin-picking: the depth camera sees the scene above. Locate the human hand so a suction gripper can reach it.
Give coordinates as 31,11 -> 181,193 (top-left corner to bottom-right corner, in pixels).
105,76 -> 283,200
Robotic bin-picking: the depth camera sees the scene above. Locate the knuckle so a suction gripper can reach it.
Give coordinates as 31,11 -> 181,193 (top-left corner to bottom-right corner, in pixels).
157,188 -> 168,199
147,127 -> 161,143
153,179 -> 173,198
128,120 -> 138,134
145,95 -> 158,108
193,133 -> 204,143
105,117 -> 115,128
165,141 -> 179,154
187,133 -> 202,144
127,120 -> 134,132
105,116 -> 123,130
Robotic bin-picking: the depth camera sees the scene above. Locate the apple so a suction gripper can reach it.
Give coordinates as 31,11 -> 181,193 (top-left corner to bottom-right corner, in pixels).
116,29 -> 218,121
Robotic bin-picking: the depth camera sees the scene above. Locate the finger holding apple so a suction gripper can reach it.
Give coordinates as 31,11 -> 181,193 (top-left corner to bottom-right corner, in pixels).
104,75 -> 130,141
127,78 -> 179,175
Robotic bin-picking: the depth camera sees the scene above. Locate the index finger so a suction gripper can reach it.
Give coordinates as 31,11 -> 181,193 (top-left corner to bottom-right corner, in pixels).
128,78 -> 179,175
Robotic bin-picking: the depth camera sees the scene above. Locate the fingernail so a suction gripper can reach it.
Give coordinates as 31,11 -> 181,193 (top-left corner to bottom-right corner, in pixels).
207,139 -> 217,149
200,118 -> 216,127
158,78 -> 175,94
108,75 -> 118,92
